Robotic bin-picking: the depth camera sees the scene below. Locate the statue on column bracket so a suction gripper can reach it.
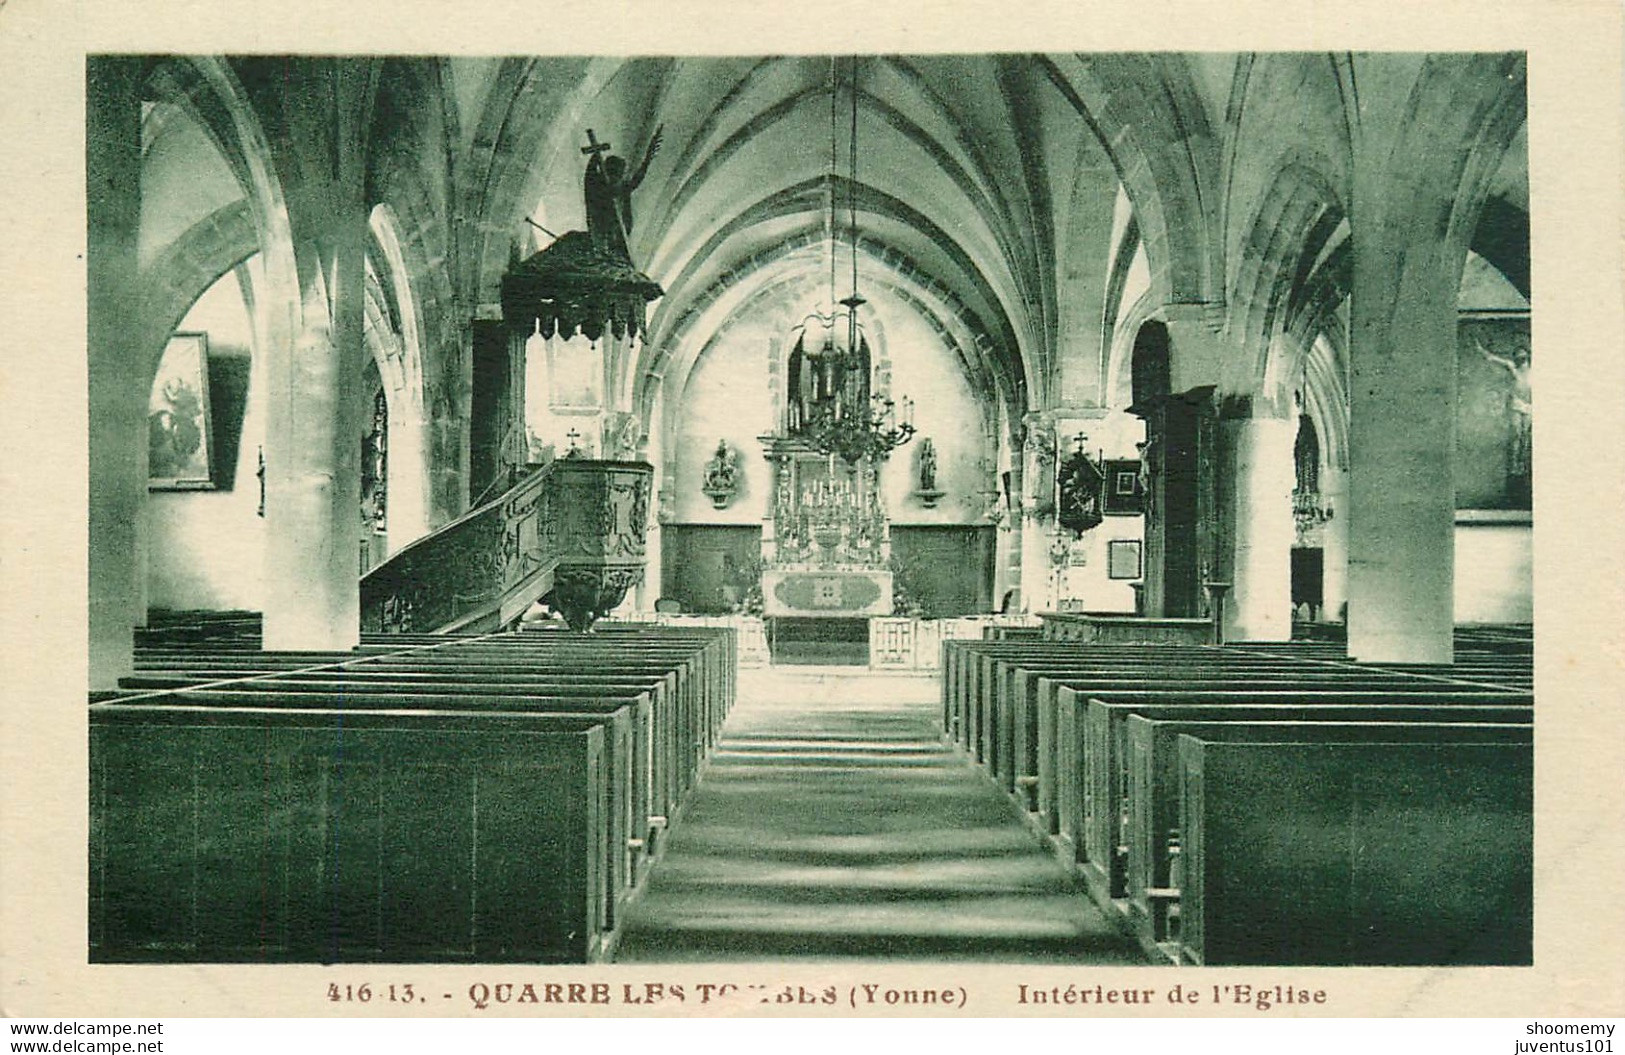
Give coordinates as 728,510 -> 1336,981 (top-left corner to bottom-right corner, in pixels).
1057,437 -> 1104,538
604,411 -> 643,461
1024,423 -> 1057,517
702,440 -> 740,509
981,489 -> 1005,527
1136,436 -> 1160,518
914,437 -> 945,508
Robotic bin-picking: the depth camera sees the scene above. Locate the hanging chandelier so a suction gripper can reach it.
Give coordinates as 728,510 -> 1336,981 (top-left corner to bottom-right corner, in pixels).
787,56 -> 916,464
1292,410 -> 1334,536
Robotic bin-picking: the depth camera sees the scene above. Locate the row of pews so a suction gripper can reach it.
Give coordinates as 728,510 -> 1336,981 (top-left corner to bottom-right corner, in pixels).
90,621 -> 736,964
943,624 -> 1534,966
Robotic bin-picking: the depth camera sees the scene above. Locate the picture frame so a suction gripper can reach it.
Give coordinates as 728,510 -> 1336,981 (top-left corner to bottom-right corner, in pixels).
1101,457 -> 1143,515
146,333 -> 216,490
1107,538 -> 1142,580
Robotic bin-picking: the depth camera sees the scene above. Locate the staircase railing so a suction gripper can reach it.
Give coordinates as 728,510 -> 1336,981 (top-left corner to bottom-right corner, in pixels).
360,459 -> 653,634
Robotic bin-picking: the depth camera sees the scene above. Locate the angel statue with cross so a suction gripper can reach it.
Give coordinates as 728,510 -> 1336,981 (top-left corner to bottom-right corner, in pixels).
582,125 -> 664,263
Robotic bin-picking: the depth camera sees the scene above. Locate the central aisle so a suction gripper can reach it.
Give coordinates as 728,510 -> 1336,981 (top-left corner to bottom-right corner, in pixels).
614,667 -> 1147,963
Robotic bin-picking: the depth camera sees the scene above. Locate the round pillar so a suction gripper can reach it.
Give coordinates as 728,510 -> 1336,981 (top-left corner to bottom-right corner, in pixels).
261,199 -> 368,652
1224,416 -> 1295,642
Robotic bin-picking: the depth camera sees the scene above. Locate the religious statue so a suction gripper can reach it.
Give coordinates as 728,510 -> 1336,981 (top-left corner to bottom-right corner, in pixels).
582,125 -> 664,262
918,438 -> 937,492
914,437 -> 945,508
604,412 -> 644,461
1136,436 -> 1159,518
702,440 -> 740,509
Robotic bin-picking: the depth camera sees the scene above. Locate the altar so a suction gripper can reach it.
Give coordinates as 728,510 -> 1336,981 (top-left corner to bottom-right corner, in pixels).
749,261 -> 918,660
762,566 -> 892,617
754,436 -> 899,662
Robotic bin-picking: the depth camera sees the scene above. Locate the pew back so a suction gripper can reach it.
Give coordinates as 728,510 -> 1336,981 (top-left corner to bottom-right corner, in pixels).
1177,738 -> 1532,965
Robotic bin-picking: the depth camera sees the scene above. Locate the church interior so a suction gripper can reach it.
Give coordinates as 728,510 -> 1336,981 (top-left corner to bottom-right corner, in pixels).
85,52 -> 1534,967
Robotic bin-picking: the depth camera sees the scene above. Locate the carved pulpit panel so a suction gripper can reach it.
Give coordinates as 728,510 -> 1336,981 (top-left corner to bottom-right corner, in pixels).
544,459 -> 652,630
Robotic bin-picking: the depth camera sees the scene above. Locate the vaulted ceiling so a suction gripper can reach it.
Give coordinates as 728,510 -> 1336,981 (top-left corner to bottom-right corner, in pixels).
132,53 -> 1529,442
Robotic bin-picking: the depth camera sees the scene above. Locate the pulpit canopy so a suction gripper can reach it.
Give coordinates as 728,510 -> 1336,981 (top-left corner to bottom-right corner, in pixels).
501,231 -> 663,343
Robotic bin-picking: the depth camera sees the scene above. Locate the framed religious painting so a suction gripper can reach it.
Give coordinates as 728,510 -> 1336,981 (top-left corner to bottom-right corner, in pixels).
147,333 -> 216,490
1101,457 -> 1143,515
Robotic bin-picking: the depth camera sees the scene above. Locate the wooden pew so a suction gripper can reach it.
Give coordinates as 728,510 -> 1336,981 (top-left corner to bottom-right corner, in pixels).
329,659 -> 709,796
378,639 -> 730,754
1123,716 -> 1533,949
132,627 -> 737,769
1176,738 -> 1531,965
1063,690 -> 1531,898
1028,672 -> 1521,823
117,673 -> 690,836
123,632 -> 736,854
941,638 -> 1343,757
106,625 -> 741,960
90,703 -> 610,963
108,686 -> 652,936
941,642 -> 1227,756
1020,660 -> 1350,815
985,654 -> 1416,797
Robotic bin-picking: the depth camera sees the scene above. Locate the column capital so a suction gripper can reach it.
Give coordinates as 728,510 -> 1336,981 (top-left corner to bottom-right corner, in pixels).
1159,302 -> 1234,395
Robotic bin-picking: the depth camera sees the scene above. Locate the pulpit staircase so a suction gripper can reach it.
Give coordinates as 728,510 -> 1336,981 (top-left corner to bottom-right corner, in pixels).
360,458 -> 654,635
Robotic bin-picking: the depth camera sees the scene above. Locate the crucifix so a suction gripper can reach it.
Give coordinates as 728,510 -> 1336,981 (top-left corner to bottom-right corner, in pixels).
565,428 -> 583,458
580,129 -> 612,159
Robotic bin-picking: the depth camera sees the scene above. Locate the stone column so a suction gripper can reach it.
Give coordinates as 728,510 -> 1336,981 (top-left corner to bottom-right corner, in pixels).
1224,415 -> 1295,641
1320,463 -> 1350,622
1139,390 -> 1213,619
1341,53 -> 1524,662
1130,317 -> 1221,620
261,189 -> 368,652
1019,419 -> 1056,612
468,318 -> 513,502
1345,241 -> 1457,663
1346,163 -> 1461,663
637,394 -> 664,612
87,58 -> 144,690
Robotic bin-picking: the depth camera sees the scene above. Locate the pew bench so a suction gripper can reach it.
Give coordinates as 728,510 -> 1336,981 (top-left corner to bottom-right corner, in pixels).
1175,738 -> 1531,965
1123,716 -> 1532,954
91,703 -> 613,963
117,673 -> 693,837
99,687 -> 655,935
1062,691 -> 1532,898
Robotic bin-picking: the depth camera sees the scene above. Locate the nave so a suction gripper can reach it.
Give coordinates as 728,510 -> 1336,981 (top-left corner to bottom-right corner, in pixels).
615,668 -> 1144,963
